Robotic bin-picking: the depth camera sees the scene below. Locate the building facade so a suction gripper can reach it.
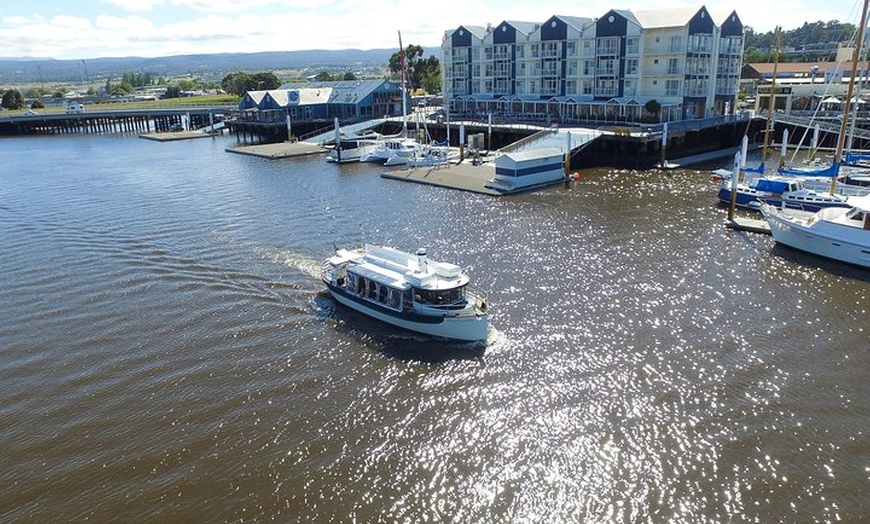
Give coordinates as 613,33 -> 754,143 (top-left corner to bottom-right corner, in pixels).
238,79 -> 409,123
442,6 -> 744,124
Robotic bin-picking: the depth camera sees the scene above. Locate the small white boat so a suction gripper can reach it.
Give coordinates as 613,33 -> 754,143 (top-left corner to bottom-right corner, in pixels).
326,139 -> 379,163
405,145 -> 459,168
759,197 -> 870,268
321,244 -> 488,341
359,137 -> 423,165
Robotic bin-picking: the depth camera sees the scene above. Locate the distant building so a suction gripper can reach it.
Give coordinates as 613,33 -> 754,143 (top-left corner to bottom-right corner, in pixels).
238,79 -> 410,123
441,6 -> 744,124
744,56 -> 870,114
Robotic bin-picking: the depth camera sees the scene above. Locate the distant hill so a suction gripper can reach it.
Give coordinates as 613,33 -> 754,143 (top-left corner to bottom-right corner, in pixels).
0,47 -> 441,86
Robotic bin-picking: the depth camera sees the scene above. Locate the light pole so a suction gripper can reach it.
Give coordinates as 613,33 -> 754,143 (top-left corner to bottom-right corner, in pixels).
810,64 -> 819,111
79,59 -> 89,95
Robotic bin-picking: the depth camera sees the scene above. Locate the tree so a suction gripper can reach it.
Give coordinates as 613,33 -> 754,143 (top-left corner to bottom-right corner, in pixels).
343,72 -> 357,81
644,99 -> 662,122
249,72 -> 280,91
389,44 -> 441,93
220,71 -> 280,95
163,85 -> 182,99
221,72 -> 252,96
1,89 -> 25,110
315,71 -> 334,82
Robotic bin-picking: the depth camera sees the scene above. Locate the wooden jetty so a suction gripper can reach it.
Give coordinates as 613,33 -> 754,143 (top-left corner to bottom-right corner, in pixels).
0,107 -> 232,136
224,141 -> 326,159
726,217 -> 772,234
381,162 -> 501,196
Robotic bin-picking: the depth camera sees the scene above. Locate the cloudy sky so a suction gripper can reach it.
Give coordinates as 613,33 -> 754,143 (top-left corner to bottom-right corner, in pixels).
1,0 -> 863,60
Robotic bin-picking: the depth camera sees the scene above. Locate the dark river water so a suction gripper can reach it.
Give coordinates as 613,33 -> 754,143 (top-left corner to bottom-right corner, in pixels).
0,133 -> 867,523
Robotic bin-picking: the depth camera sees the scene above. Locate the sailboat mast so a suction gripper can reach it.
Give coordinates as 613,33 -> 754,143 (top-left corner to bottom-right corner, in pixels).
833,0 -> 870,193
398,30 -> 408,138
762,26 -> 782,165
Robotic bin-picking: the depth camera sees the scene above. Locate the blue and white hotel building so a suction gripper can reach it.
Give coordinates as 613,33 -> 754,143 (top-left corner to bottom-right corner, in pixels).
442,6 -> 743,124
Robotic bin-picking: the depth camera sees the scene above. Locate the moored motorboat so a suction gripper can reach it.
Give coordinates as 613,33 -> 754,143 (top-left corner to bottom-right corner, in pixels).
320,244 -> 488,341
716,175 -> 855,212
759,196 -> 870,268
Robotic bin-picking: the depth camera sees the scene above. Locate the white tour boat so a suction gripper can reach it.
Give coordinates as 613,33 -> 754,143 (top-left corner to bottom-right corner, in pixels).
759,196 -> 870,268
321,244 -> 488,341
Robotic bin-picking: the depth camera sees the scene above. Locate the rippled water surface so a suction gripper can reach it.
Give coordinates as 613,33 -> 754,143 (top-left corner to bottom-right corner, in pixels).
0,134 -> 867,522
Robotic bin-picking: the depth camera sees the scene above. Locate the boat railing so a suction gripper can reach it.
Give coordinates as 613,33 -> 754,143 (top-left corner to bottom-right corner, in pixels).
467,289 -> 488,315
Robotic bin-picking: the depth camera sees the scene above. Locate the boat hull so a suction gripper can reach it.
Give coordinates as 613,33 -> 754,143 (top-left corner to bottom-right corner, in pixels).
761,207 -> 870,268
717,187 -> 850,212
324,281 -> 488,341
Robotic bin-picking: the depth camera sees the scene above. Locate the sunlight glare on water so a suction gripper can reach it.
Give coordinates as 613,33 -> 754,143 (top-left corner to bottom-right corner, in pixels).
0,135 -> 866,522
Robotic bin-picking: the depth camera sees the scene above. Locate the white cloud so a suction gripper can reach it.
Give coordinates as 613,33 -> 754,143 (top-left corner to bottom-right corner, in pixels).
103,0 -> 166,13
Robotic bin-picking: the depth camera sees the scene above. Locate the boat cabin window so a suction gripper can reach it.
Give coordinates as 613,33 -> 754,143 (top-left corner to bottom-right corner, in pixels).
349,273 -> 403,310
413,286 -> 466,305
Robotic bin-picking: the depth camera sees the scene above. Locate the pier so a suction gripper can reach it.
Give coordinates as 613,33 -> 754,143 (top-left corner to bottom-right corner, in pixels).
0,107 -> 233,136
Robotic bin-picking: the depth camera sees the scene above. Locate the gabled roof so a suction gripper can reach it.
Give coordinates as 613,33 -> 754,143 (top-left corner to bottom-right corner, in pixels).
278,79 -> 398,104
555,15 -> 593,31
244,91 -> 267,105
502,20 -> 539,35
631,6 -> 701,28
458,25 -> 487,39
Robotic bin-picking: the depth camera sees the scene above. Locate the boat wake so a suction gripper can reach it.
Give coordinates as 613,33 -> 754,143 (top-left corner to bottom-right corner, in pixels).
256,246 -> 322,279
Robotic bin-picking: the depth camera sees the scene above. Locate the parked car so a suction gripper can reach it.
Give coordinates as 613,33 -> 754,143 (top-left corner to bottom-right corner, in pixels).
66,103 -> 85,114
23,109 -> 38,116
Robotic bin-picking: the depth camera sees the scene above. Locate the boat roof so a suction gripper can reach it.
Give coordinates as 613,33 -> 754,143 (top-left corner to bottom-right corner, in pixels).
333,245 -> 470,290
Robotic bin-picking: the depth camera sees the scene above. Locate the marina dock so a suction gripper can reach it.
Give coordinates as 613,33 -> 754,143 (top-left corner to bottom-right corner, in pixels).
381,162 -> 501,196
726,217 -> 772,234
225,141 -> 326,159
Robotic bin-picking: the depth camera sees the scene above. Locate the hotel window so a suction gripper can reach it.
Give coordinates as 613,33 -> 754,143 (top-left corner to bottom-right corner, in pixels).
543,41 -> 559,58
583,40 -> 593,57
566,80 -> 577,94
665,80 -> 679,96
568,60 -> 578,76
531,43 -> 540,58
581,80 -> 593,95
516,44 -> 525,59
626,58 -> 638,75
567,41 -> 577,57
484,46 -> 493,60
583,60 -> 595,76
598,58 -> 617,76
597,37 -> 619,56
624,79 -> 636,96
543,79 -> 558,95
626,37 -> 639,54
668,58 -> 679,75
519,62 -> 527,76
669,35 -> 682,53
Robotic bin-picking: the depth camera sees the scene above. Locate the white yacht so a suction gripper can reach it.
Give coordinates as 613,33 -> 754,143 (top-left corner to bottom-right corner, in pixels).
321,244 -> 488,341
325,132 -> 381,163
359,137 -> 423,165
759,196 -> 870,268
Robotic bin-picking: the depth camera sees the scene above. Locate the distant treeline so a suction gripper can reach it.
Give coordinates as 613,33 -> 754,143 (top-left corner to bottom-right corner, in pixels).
744,20 -> 856,62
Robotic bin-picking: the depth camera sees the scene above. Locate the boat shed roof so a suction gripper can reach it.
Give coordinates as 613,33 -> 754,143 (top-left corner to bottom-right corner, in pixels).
278,79 -> 399,104
499,147 -> 563,165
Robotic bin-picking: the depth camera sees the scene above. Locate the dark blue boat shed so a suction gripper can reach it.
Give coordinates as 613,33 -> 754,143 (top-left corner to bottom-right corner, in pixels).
239,79 -> 408,124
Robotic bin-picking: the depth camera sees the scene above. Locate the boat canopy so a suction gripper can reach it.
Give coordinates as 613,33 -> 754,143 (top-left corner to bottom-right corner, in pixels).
348,262 -> 410,290
755,179 -> 799,193
777,162 -> 839,178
